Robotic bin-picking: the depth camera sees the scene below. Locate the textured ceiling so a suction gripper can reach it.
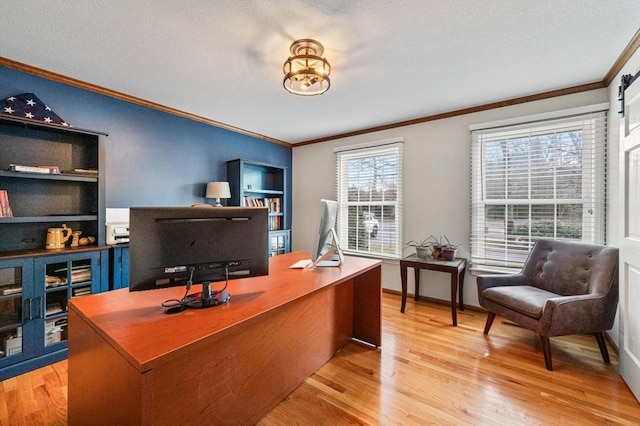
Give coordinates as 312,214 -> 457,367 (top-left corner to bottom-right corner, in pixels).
0,0 -> 639,144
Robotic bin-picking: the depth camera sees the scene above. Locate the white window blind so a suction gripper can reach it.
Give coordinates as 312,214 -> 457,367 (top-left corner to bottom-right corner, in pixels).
335,139 -> 404,259
470,106 -> 607,273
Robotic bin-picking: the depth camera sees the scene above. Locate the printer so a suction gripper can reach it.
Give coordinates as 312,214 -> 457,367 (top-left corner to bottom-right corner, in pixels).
106,208 -> 130,245
106,222 -> 129,245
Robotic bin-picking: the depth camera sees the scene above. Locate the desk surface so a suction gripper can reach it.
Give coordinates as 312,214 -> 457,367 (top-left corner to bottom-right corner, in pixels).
68,251 -> 382,425
69,251 -> 381,373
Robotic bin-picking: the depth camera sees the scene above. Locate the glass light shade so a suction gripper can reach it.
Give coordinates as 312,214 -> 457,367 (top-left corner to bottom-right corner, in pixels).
283,39 -> 331,96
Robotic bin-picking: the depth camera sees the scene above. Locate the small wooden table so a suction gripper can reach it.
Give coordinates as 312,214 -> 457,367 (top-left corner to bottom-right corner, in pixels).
400,255 -> 467,326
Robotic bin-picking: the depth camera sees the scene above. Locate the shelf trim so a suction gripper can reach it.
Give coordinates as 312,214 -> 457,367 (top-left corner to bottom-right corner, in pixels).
0,170 -> 98,183
0,322 -> 23,334
0,215 -> 98,224
243,189 -> 284,195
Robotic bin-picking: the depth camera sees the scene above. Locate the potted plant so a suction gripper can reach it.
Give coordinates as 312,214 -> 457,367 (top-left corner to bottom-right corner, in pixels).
431,235 -> 459,261
404,235 -> 438,259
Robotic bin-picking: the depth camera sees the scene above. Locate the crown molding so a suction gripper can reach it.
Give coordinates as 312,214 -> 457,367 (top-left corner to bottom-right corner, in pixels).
296,81 -> 605,146
4,23 -> 640,149
0,57 -> 292,148
603,28 -> 640,86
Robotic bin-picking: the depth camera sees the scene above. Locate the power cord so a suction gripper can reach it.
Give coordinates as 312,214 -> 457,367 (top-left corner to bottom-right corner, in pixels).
162,266 -> 196,313
162,264 -> 230,314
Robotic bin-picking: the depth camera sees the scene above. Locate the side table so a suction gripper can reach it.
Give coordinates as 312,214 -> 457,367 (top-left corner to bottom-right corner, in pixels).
400,255 -> 467,326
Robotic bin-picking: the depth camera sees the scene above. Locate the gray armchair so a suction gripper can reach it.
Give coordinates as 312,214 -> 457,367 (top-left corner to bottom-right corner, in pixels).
477,239 -> 619,371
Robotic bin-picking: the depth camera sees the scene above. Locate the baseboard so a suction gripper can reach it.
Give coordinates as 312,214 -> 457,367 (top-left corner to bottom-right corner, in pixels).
382,288 -> 486,313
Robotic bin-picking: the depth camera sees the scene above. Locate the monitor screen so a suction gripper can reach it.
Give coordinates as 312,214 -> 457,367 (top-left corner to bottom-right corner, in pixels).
129,207 -> 269,308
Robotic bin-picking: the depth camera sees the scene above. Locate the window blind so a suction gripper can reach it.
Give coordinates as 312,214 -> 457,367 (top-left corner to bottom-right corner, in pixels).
335,139 -> 404,259
470,107 -> 607,273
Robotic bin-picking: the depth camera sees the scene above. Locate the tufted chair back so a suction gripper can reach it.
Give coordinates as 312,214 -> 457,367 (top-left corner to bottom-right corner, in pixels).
521,238 -> 619,298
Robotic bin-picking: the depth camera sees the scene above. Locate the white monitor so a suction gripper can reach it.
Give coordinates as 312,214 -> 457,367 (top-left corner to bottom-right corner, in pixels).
310,199 -> 343,267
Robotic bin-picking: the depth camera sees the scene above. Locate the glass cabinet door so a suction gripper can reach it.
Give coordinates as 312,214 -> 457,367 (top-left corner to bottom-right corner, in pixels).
0,259 -> 33,364
36,252 -> 100,350
269,230 -> 290,257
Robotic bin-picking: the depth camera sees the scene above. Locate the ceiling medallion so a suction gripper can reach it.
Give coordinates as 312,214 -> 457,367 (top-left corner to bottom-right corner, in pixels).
283,39 -> 331,96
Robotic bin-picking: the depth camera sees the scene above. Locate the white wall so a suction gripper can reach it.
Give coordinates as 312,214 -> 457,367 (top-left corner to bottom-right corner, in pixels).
292,89 -> 608,309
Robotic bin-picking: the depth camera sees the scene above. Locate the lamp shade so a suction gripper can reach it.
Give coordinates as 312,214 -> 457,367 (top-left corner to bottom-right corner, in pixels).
205,182 -> 231,206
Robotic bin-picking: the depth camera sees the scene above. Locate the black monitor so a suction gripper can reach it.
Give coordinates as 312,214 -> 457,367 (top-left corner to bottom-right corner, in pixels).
309,199 -> 343,267
129,207 -> 269,313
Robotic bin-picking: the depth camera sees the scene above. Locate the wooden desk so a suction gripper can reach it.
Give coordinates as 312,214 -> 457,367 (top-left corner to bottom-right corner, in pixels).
400,255 -> 466,326
67,251 -> 381,425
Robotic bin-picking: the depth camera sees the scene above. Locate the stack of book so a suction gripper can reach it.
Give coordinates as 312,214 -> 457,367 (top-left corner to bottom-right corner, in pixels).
45,302 -> 64,316
269,215 -> 282,231
69,266 -> 92,284
0,285 -> 22,295
243,196 -> 281,213
72,286 -> 92,297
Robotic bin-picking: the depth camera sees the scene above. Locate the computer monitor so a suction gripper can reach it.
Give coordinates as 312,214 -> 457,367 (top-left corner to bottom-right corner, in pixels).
129,207 -> 269,312
309,199 -> 343,267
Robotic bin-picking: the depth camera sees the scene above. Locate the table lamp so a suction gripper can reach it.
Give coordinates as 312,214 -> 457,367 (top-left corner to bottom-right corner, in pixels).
205,181 -> 231,207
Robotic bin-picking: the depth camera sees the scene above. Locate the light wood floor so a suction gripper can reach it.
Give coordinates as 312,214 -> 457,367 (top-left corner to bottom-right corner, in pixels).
2,292 -> 639,425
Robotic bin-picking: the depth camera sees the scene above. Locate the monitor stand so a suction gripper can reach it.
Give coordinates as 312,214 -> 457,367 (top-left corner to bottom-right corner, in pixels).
184,281 -> 230,309
311,228 -> 344,268
201,281 -> 231,306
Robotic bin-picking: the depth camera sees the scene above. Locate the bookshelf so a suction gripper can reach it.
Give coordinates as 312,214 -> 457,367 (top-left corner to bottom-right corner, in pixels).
0,116 -> 108,379
227,159 -> 290,256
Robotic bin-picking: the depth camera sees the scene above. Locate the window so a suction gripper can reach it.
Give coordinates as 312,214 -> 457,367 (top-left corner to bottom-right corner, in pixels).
470,105 -> 607,273
335,139 -> 403,259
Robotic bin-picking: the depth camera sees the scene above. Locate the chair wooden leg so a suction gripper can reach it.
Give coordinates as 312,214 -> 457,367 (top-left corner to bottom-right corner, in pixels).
594,332 -> 610,363
483,312 -> 496,334
540,335 -> 553,371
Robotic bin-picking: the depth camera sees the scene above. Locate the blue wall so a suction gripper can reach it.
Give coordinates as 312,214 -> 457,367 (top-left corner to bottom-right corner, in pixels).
0,66 -> 292,227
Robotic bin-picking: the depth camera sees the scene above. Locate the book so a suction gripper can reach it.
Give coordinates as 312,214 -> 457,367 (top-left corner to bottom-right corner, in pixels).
0,190 -> 13,217
8,163 -> 53,174
0,285 -> 22,295
46,303 -> 63,315
73,287 -> 92,297
61,168 -> 99,176
71,168 -> 98,174
38,165 -> 61,174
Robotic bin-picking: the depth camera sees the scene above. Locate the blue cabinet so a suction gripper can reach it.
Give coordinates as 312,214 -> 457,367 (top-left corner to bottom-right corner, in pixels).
269,230 -> 291,257
109,245 -> 129,290
0,115 -> 108,379
0,248 -> 107,380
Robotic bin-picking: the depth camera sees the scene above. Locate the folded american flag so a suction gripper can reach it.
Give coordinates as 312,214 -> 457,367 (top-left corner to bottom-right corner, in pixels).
1,92 -> 70,126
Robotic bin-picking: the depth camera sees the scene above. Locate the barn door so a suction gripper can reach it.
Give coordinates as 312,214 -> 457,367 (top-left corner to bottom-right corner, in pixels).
619,72 -> 640,402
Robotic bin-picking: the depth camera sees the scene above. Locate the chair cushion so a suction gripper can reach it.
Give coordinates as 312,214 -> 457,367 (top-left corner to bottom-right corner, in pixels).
481,286 -> 560,319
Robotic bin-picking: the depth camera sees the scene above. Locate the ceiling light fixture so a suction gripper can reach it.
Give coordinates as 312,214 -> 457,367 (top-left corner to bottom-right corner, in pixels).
283,39 -> 331,96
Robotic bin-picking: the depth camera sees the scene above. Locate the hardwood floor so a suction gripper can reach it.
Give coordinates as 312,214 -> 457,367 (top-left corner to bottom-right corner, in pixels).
2,292 -> 639,425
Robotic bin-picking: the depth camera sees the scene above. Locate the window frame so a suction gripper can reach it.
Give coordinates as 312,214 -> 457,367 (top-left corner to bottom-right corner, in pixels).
335,138 -> 404,259
470,104 -> 608,273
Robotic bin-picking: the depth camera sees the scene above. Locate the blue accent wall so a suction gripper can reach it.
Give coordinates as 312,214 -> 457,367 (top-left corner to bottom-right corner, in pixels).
0,66 -> 292,227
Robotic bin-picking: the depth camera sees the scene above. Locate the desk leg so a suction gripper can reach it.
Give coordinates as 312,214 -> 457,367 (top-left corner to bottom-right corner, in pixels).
414,268 -> 421,302
458,268 -> 465,311
400,264 -> 408,313
450,272 -> 458,326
